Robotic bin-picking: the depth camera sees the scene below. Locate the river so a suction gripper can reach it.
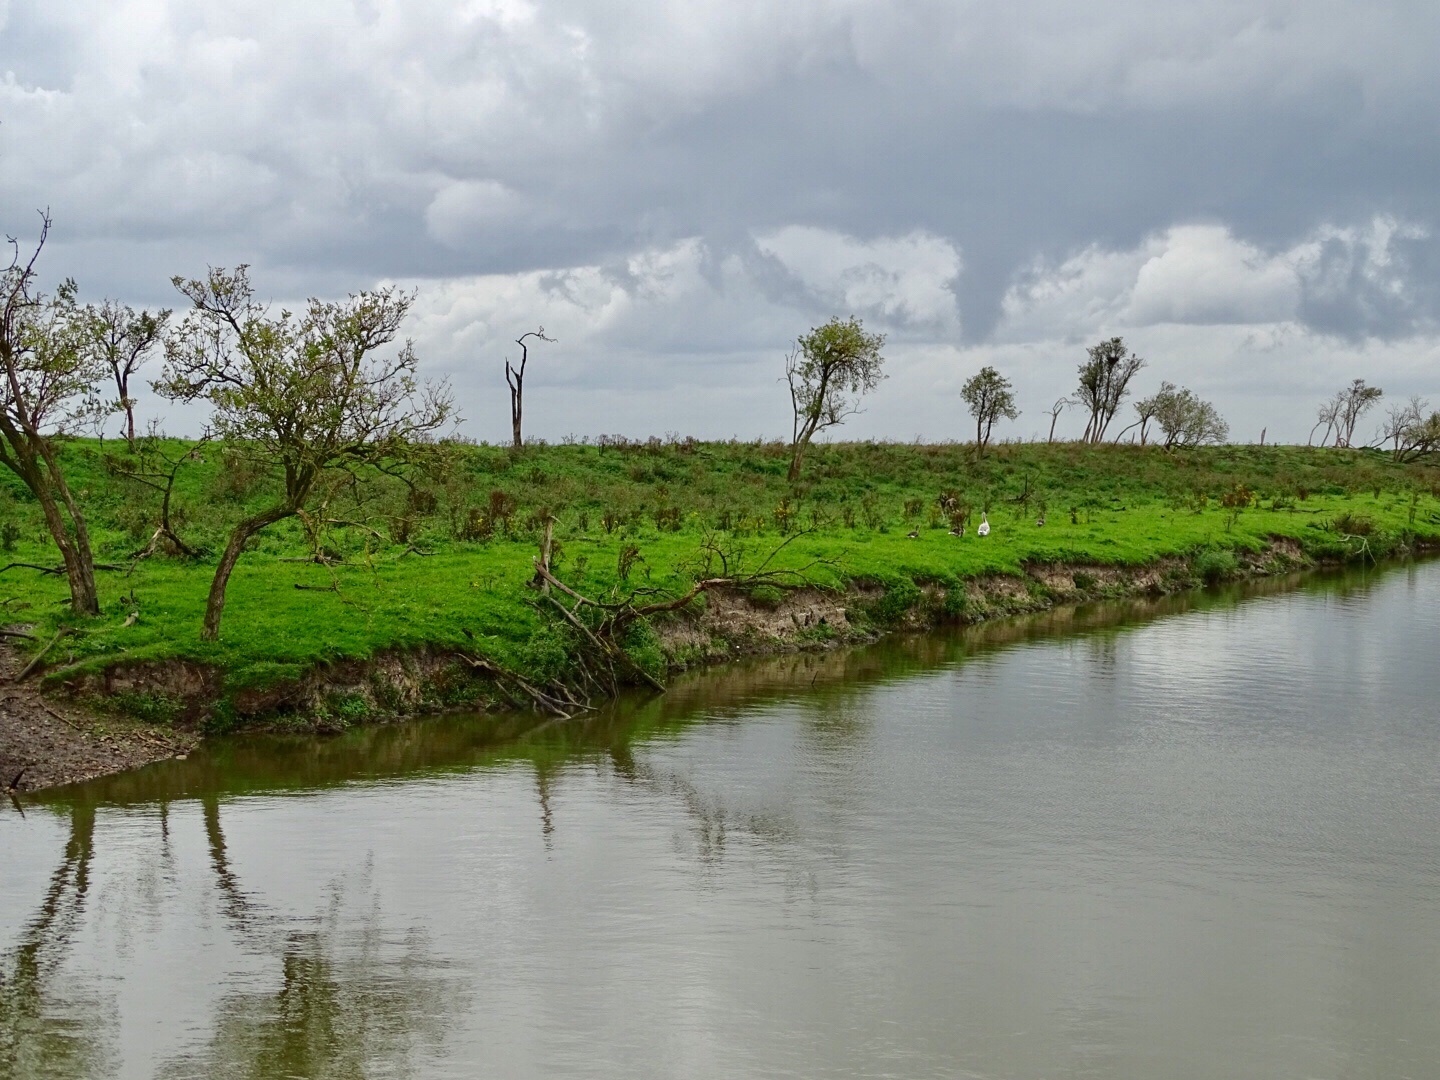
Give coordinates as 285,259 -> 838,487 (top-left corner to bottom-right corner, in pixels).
3,561 -> 1439,1079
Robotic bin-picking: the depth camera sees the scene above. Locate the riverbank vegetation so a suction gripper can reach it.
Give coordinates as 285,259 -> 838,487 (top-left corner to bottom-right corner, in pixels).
0,436 -> 1434,722
4,216 -> 1440,734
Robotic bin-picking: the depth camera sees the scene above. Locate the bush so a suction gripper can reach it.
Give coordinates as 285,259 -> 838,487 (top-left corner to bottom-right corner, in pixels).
1332,511 -> 1375,536
869,578 -> 920,624
941,585 -> 970,620
1195,549 -> 1239,585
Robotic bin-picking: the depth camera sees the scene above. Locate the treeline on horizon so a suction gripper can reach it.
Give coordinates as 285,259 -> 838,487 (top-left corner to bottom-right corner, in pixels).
3,212 -> 1439,649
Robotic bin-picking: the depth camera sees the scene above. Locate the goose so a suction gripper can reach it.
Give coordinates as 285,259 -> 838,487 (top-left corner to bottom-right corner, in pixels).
977,514 -> 990,537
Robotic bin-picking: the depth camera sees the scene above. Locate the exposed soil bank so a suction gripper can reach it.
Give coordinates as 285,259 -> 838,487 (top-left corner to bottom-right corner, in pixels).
2,537 -> 1427,793
0,646 -> 198,793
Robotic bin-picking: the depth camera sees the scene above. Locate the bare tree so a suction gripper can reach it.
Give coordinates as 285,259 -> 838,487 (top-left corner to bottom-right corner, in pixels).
504,326 -> 554,450
1381,395 -> 1440,461
1115,386 -> 1164,445
960,365 -> 1019,457
158,266 -> 455,640
1046,397 -> 1071,443
81,300 -> 170,447
105,423 -> 209,559
785,316 -> 886,482
0,213 -> 109,615
1075,338 -> 1145,443
1309,395 -> 1342,447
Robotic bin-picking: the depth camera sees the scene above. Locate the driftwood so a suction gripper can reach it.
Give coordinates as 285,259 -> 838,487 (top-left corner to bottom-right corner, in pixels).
456,526 -> 834,720
526,526 -> 831,706
16,627 -> 78,682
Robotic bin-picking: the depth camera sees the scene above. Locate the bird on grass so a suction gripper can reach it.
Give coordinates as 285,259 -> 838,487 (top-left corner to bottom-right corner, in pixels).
977,514 -> 991,537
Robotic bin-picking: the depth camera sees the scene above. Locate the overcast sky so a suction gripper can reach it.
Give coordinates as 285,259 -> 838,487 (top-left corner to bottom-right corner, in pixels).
3,0 -> 1437,443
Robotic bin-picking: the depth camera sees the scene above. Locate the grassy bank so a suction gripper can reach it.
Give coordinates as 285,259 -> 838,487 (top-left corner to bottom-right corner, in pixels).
1,438 -> 1437,726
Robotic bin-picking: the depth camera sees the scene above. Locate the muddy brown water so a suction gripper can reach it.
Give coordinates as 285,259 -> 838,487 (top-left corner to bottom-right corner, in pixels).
3,562 -> 1439,1079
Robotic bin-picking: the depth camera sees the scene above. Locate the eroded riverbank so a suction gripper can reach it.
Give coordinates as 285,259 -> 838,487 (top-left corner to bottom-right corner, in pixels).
7,546 -> 1426,796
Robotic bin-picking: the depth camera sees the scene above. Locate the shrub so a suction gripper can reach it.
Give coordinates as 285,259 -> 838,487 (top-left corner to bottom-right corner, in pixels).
869,578 -> 921,624
1332,511 -> 1375,536
1195,549 -> 1239,584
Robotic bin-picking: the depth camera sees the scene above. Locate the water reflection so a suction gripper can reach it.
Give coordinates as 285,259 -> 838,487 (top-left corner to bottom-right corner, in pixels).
0,806 -> 108,1080
2,558 -> 1437,1079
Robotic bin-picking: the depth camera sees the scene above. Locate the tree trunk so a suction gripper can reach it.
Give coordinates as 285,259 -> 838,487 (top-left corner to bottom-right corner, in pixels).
202,507 -> 294,641
787,439 -> 806,483
510,382 -> 523,449
976,416 -> 985,458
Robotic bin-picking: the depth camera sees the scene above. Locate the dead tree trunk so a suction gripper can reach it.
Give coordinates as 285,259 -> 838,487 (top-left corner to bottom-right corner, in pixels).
504,328 -> 553,450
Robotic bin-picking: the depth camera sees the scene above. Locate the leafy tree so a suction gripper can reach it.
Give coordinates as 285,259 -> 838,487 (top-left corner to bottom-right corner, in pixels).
158,267 -> 454,640
81,300 -> 170,448
1150,382 -> 1229,449
1076,337 -> 1145,443
959,365 -> 1019,457
504,326 -> 553,450
0,214 -> 109,615
1337,378 -> 1383,448
785,316 -> 885,481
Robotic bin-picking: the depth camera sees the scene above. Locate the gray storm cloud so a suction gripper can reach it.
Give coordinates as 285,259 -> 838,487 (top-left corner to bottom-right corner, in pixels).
1,0 -> 1437,442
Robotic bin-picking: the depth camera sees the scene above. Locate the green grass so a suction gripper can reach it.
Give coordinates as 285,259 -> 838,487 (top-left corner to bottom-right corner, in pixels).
0,437 -> 1435,704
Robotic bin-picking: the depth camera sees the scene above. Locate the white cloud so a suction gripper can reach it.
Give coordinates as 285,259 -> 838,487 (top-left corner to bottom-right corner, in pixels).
998,216 -> 1431,342
754,226 -> 962,333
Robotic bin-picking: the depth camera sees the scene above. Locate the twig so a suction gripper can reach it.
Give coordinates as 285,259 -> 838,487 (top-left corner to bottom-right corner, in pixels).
39,701 -> 86,731
293,582 -> 340,592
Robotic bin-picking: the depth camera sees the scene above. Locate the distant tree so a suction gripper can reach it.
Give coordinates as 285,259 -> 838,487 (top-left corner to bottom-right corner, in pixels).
1075,338 -> 1145,443
0,213 -> 109,615
785,316 -> 886,482
1311,379 -> 1382,448
959,365 -> 1019,457
1309,395 -> 1341,447
81,300 -> 170,448
1151,382 -> 1229,450
1116,386 -> 1163,445
1381,395 -> 1440,462
1046,397 -> 1071,443
158,266 -> 454,640
1337,378 -> 1383,448
504,326 -> 553,450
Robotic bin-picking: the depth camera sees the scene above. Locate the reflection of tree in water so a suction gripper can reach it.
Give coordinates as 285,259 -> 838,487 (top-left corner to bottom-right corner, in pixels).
4,796 -> 456,1079
159,797 -> 458,1080
0,803 -> 114,1079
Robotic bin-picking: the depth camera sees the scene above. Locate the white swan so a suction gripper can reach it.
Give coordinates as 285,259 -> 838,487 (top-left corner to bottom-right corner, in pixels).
976,513 -> 990,537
